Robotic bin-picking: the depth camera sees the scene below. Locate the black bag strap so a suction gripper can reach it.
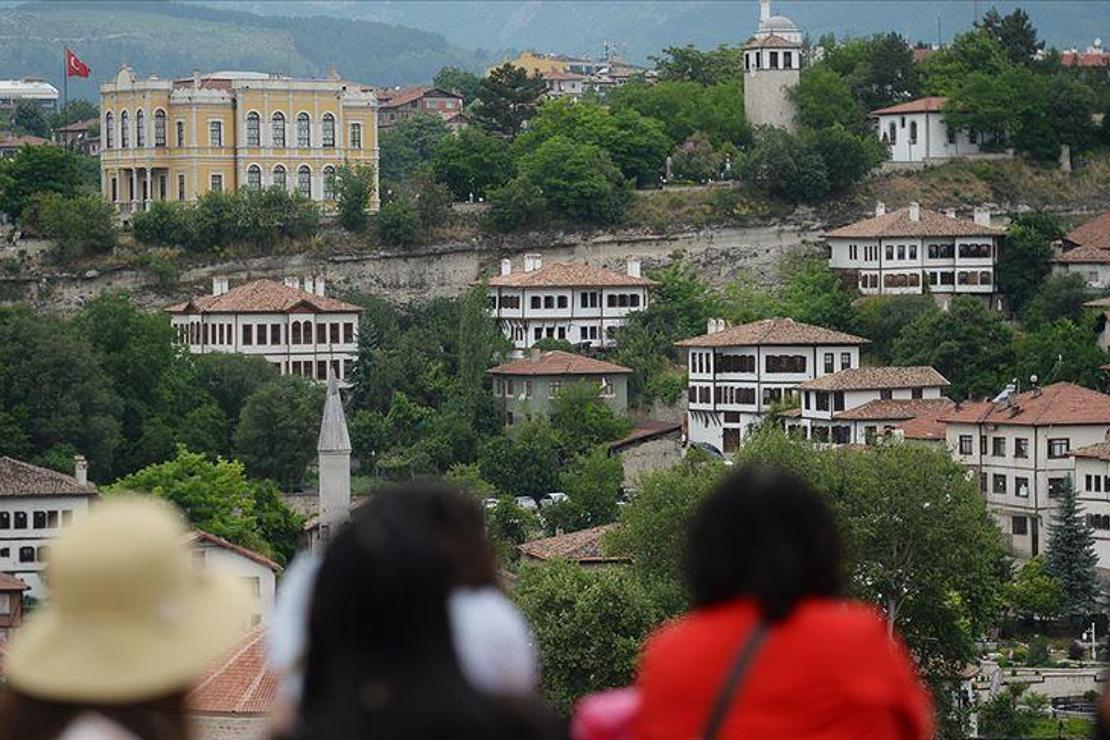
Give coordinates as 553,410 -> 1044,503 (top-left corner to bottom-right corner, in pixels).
702,619 -> 770,740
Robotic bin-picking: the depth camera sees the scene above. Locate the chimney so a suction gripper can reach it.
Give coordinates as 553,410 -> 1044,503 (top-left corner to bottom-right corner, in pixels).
707,318 -> 726,335
211,276 -> 229,296
284,276 -> 300,290
973,206 -> 991,227
523,253 -> 542,273
192,68 -> 201,90
945,207 -> 957,219
627,257 -> 642,278
500,258 -> 512,277
74,455 -> 88,487
313,276 -> 326,296
530,347 -> 541,363
760,0 -> 771,23
875,201 -> 886,217
908,201 -> 920,222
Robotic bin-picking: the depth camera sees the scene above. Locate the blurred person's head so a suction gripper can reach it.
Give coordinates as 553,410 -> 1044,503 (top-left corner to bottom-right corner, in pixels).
686,464 -> 843,622
0,497 -> 250,740
296,483 -> 545,738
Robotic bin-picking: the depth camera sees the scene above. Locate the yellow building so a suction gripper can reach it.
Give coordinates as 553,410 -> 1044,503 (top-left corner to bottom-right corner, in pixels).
492,52 -> 570,76
100,66 -> 379,216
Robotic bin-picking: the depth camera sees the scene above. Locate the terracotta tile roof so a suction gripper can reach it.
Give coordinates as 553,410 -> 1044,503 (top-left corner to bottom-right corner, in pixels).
824,206 -> 1003,239
488,350 -> 630,377
1087,297 -> 1110,309
940,383 -> 1110,427
544,70 -> 585,81
519,524 -> 630,564
675,317 -> 867,348
0,573 -> 28,592
1061,51 -> 1110,68
165,279 -> 362,315
0,457 -> 98,497
487,262 -> 657,288
54,118 -> 97,133
833,397 -> 954,422
1061,212 -> 1110,251
0,135 -> 52,148
1070,442 -> 1110,462
188,628 -> 277,715
609,420 -> 682,451
897,413 -> 948,441
797,366 -> 949,392
743,34 -> 801,49
871,96 -> 947,116
187,530 -> 282,573
1053,245 -> 1110,265
377,86 -> 461,108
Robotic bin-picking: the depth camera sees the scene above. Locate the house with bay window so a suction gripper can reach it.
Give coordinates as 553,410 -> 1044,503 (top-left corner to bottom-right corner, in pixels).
167,277 -> 361,385
825,201 -> 1004,308
786,366 -> 951,445
487,255 -> 656,352
941,382 -> 1110,561
676,317 -> 867,454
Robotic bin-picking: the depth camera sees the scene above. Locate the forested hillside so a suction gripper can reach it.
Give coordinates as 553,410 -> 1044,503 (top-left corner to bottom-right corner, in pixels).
0,1 -> 491,98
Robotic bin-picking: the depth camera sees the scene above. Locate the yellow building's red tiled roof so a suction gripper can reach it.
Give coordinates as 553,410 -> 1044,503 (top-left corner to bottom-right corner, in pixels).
165,280 -> 361,315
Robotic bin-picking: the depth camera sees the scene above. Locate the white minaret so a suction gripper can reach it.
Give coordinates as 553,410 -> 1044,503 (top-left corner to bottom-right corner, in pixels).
760,0 -> 771,23
317,367 -> 351,543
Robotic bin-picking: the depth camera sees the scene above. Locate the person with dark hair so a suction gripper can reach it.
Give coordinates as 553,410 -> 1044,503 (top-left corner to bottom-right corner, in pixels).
288,484 -> 555,740
633,465 -> 933,740
0,498 -> 250,740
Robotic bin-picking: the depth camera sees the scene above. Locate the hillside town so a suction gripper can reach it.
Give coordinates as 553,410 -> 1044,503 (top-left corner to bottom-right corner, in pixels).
0,0 -> 1109,738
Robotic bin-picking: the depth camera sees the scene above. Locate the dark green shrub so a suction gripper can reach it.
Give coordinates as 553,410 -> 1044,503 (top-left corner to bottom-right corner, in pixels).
376,201 -> 422,247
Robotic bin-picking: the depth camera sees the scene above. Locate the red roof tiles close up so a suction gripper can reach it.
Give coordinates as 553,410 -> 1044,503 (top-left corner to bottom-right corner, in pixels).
188,628 -> 276,715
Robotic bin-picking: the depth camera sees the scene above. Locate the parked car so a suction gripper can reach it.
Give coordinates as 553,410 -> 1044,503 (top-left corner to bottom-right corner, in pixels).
514,496 -> 538,511
539,492 -> 569,508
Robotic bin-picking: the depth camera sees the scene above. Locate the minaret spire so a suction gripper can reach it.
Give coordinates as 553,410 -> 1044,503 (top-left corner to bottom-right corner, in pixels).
316,368 -> 351,545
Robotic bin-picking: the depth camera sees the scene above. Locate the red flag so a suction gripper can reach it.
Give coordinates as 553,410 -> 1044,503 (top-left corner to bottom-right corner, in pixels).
65,48 -> 90,78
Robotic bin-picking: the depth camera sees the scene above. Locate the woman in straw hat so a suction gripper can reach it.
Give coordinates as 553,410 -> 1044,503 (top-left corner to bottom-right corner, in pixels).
0,497 -> 250,740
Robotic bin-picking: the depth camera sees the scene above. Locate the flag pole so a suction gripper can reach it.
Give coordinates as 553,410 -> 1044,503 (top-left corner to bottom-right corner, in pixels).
62,47 -> 68,150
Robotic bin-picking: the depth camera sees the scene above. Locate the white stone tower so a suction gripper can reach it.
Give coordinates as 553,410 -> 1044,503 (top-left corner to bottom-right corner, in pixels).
743,0 -> 802,131
317,367 -> 351,543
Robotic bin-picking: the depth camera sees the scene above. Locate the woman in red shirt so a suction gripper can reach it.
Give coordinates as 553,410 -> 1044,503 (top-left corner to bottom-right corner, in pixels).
634,465 -> 934,740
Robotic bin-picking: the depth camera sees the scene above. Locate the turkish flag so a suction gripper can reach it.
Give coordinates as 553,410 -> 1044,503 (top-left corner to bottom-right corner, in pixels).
65,48 -> 90,78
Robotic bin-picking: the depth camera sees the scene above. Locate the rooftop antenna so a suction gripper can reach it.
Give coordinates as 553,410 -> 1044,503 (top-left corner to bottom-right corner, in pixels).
936,14 -> 942,48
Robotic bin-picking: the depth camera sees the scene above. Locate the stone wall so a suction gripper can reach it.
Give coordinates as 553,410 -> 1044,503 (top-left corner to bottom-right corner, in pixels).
0,222 -> 824,313
616,433 -> 684,486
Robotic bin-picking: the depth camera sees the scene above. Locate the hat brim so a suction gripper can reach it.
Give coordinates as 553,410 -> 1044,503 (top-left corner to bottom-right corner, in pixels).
6,567 -> 251,704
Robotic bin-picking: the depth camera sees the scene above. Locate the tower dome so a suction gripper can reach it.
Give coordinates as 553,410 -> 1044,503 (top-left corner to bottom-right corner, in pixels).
759,15 -> 799,34
755,0 -> 803,44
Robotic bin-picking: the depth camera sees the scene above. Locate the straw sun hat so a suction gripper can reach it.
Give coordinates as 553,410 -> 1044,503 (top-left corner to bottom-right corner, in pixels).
6,497 -> 250,703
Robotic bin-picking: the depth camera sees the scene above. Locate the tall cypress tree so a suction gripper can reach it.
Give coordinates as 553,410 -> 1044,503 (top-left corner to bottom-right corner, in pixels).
1044,477 -> 1100,618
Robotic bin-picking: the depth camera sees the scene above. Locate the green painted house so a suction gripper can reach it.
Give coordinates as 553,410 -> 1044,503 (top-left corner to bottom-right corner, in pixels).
488,350 -> 631,426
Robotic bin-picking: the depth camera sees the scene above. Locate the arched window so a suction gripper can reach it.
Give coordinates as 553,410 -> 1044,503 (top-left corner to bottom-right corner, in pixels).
292,322 -> 301,344
105,112 -> 114,148
272,112 -> 286,148
296,112 -> 311,148
120,110 -> 130,148
247,164 -> 262,190
349,122 -> 362,149
297,165 -> 312,197
322,113 -> 335,147
135,109 -> 145,147
273,164 -> 287,190
246,112 -> 260,147
154,110 -> 166,147
323,166 -> 336,200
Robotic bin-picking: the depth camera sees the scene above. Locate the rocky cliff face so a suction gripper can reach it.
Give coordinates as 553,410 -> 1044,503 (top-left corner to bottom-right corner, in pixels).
1,222 -> 825,313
